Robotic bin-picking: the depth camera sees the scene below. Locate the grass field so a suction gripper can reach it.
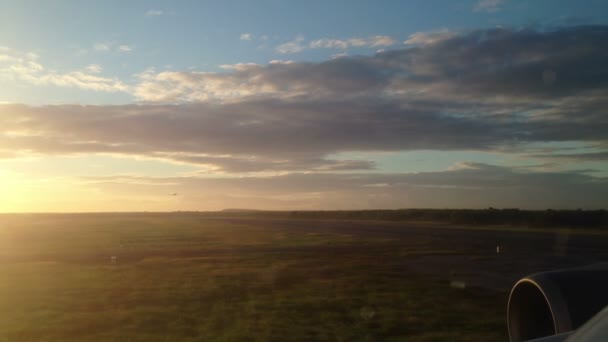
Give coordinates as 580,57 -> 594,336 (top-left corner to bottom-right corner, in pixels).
0,213 -> 509,341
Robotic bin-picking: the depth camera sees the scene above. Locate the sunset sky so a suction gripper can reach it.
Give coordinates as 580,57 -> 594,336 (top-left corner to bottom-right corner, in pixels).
1,0 -> 608,212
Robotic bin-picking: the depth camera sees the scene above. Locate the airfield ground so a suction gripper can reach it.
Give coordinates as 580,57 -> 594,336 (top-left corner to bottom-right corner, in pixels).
1,213 -> 607,341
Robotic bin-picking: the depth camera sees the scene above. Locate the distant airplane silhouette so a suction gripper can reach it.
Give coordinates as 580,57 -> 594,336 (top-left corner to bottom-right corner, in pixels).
171,193 -> 178,196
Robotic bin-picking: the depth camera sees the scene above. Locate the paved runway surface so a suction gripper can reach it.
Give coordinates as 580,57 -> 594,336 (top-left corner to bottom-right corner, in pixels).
213,217 -> 608,291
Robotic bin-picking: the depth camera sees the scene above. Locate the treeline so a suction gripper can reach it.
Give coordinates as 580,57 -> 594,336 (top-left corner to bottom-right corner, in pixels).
215,208 -> 608,229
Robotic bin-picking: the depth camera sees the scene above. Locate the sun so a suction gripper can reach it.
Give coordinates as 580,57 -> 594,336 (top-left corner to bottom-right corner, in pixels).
0,170 -> 27,212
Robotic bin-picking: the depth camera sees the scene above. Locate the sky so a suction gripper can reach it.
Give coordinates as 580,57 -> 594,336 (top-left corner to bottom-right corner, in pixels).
1,0 -> 608,212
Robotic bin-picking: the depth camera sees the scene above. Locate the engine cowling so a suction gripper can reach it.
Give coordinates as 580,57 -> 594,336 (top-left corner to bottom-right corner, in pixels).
507,264 -> 608,342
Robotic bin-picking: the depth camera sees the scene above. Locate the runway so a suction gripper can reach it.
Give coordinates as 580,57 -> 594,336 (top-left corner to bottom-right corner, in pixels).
213,217 -> 608,291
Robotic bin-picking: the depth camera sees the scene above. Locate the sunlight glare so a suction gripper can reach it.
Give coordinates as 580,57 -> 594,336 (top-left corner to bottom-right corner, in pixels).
0,170 -> 27,212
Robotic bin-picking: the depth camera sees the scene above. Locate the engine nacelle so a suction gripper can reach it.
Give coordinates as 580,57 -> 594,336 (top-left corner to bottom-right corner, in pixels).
507,264 -> 608,342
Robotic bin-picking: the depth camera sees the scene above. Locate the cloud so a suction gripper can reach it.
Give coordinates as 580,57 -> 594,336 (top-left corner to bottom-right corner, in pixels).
309,38 -> 349,50
118,45 -> 133,52
240,33 -> 253,41
532,152 -> 608,161
133,57 -> 390,102
93,42 -> 133,53
269,60 -> 293,65
403,30 -> 457,45
279,35 -> 397,54
275,35 -> 306,54
0,51 -> 44,81
3,25 -> 607,210
308,36 -> 396,49
0,50 -> 127,92
331,52 -> 348,59
85,64 -> 102,73
474,0 -> 505,13
154,153 -> 375,173
365,35 -> 397,47
135,25 -> 608,107
93,43 -> 111,52
219,62 -> 259,71
81,164 -> 608,210
146,9 -> 164,16
2,25 -> 608,176
37,72 -> 129,92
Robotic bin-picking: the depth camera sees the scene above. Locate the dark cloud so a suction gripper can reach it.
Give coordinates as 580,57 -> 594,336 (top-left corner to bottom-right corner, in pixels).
83,163 -> 608,210
2,25 -> 608,174
0,100 -> 524,168
135,25 -> 608,103
158,153 -> 376,172
381,26 -> 608,99
533,151 -> 608,161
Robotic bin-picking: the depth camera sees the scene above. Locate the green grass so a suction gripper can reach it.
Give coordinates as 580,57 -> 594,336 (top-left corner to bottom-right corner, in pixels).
0,213 -> 508,341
